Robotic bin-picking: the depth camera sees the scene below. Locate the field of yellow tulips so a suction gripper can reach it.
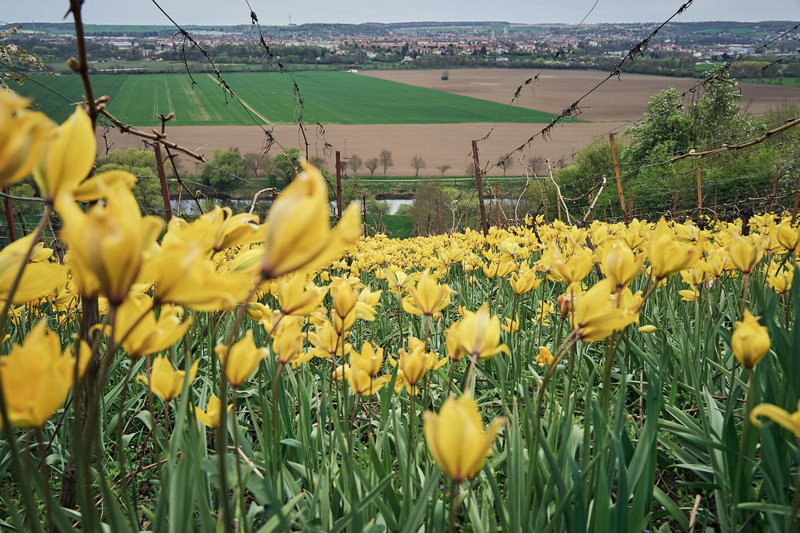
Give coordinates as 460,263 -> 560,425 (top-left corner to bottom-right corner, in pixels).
2,91 -> 800,533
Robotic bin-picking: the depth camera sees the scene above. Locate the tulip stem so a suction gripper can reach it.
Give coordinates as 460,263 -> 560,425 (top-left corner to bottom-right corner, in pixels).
115,362 -> 137,522
273,362 -> 284,467
231,387 -> 248,533
448,480 -> 459,533
511,293 -> 520,386
447,361 -> 456,396
464,354 -> 478,394
35,427 -> 54,530
407,391 -> 415,475
732,367 -> 755,531
397,293 -> 405,346
739,272 -> 751,319
790,463 -> 800,529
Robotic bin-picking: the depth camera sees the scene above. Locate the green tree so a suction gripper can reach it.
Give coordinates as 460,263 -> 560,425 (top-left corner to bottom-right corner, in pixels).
96,162 -> 164,214
690,70 -> 748,147
624,86 -> 692,166
269,148 -> 303,187
9,183 -> 40,217
201,149 -> 247,192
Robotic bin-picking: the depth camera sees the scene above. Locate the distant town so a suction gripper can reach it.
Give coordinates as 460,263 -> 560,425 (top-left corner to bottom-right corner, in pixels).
2,20 -> 799,80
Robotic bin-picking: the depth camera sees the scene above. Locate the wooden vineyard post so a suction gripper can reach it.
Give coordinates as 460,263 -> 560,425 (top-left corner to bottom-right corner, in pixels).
336,151 -> 343,218
471,140 -> 489,236
696,166 -> 702,219
609,133 -> 627,223
769,165 -> 779,213
154,144 -> 174,221
2,187 -> 16,242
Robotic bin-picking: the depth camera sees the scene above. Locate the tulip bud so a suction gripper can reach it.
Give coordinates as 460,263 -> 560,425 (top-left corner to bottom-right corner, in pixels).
732,310 -> 770,369
557,291 -> 573,320
331,279 -> 357,319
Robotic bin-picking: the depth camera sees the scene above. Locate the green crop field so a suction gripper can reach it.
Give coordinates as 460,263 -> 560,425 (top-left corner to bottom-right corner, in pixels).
10,71 -> 561,126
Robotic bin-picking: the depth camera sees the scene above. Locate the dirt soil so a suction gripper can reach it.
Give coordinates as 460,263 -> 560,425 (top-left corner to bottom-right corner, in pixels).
361,68 -> 800,121
97,69 -> 799,177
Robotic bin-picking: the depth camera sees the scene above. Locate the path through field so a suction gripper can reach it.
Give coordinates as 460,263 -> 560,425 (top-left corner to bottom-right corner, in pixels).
205,74 -> 273,125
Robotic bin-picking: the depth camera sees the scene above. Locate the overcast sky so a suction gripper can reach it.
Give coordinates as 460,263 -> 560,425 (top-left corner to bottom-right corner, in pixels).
3,0 -> 800,26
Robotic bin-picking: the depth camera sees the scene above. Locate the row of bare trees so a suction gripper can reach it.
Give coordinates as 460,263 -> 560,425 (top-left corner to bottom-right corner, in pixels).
342,150 -> 551,178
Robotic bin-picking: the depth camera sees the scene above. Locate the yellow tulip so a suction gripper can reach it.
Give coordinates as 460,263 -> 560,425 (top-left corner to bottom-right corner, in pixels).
137,356 -> 199,402
351,341 -> 384,378
638,325 -> 658,334
332,364 -> 350,382
354,286 -> 381,321
697,247 -> 729,280
277,274 -> 326,316
0,321 -> 80,428
331,278 -> 357,319
552,246 -> 593,284
0,89 -> 54,189
396,336 -> 428,392
767,267 -> 793,294
445,321 -> 465,361
751,398 -> 800,439
458,303 -> 510,360
0,233 -> 67,304
246,302 -> 274,322
260,159 -> 361,279
308,319 -> 351,359
679,287 -> 700,301
509,266 -> 541,294
143,240 -> 255,312
571,279 -> 639,342
33,106 -> 96,205
402,270 -> 451,316
648,218 -> 703,280
727,234 -> 763,274
423,394 -> 505,482
108,296 -> 192,359
215,330 -> 269,387
272,319 -> 305,365
384,268 -> 419,296
193,394 -> 232,429
347,365 -> 391,396
213,209 -> 261,253
501,316 -> 519,333
72,170 -> 137,202
777,221 -> 800,253
60,183 -> 163,304
731,310 -> 770,369
535,346 -> 554,366
602,240 -> 644,291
